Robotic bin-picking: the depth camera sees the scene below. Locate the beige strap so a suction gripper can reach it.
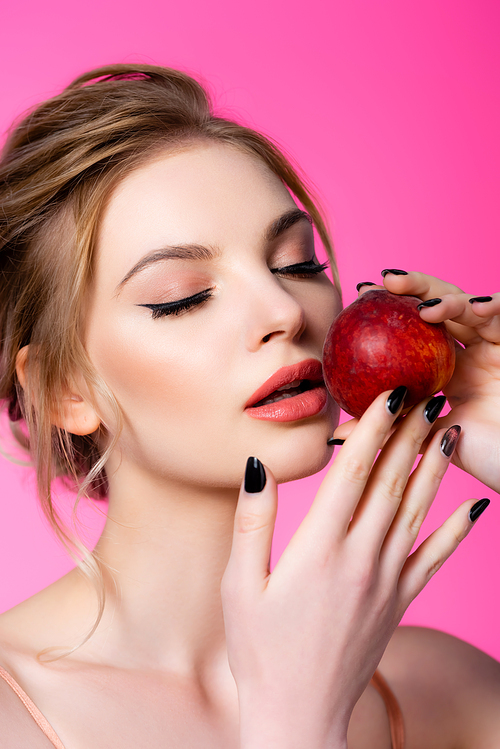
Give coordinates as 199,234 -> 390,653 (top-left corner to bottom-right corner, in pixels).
370,669 -> 405,749
0,664 -> 66,749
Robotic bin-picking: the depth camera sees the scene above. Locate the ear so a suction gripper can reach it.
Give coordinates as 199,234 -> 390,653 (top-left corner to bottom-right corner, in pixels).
15,345 -> 101,436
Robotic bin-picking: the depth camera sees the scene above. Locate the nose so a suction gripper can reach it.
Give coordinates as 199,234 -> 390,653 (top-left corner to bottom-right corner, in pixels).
242,275 -> 307,351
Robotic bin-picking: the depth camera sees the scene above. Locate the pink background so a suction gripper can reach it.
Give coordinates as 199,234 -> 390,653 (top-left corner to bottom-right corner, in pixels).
0,1 -> 499,659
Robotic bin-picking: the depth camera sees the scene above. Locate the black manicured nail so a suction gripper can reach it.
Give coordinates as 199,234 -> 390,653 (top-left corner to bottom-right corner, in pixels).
417,298 -> 442,310
423,395 -> 447,424
469,296 -> 493,304
327,438 -> 345,446
386,385 -> 408,415
440,425 -> 461,458
356,281 -> 377,292
244,456 -> 266,493
468,498 -> 490,523
381,269 -> 408,277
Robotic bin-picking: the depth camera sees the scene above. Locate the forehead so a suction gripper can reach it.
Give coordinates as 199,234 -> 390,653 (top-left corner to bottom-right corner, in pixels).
96,143 -> 297,276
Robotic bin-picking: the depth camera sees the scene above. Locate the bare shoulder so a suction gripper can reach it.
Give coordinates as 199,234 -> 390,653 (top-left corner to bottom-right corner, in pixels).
0,651 -> 58,748
0,567 -> 90,656
378,625 -> 500,749
0,599 -> 45,746
0,570 -> 90,747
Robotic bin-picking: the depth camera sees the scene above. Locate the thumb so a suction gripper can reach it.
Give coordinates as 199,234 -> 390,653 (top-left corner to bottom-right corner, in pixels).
223,457 -> 278,597
331,416 -> 359,441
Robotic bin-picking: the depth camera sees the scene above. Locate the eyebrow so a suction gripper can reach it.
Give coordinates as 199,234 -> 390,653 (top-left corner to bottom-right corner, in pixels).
115,207 -> 312,293
266,207 -> 312,241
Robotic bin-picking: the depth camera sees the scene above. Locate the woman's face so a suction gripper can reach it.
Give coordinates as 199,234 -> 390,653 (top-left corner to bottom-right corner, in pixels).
84,142 -> 342,489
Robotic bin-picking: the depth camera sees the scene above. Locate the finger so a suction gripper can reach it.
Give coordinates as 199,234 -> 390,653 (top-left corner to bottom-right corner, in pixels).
222,458 -> 277,597
417,292 -> 500,344
355,281 -> 384,297
380,270 -> 472,343
347,395 -> 447,547
379,424 -> 461,573
332,414 -> 407,447
396,497 -> 490,611
330,416 -> 358,442
381,269 -> 464,299
381,270 -> 500,345
308,386 -> 408,539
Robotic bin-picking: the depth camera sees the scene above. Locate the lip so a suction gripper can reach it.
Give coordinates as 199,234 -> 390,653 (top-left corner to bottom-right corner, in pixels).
244,357 -> 325,409
245,386 -> 328,422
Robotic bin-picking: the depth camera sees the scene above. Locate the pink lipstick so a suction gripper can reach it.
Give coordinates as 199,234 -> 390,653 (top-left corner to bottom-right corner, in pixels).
245,358 -> 328,422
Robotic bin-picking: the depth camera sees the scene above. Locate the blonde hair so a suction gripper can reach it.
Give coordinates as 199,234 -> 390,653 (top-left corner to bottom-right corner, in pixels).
0,63 -> 340,658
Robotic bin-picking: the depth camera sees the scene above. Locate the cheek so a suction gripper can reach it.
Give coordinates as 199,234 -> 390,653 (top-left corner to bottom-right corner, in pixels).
306,283 -> 342,341
86,310 -> 237,441
86,311 -> 250,486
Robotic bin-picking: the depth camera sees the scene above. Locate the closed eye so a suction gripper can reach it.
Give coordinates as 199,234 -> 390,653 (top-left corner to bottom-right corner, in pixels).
137,260 -> 329,320
137,288 -> 215,319
272,259 -> 330,277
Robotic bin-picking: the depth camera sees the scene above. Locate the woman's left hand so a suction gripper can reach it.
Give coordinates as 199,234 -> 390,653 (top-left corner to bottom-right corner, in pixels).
333,271 -> 500,494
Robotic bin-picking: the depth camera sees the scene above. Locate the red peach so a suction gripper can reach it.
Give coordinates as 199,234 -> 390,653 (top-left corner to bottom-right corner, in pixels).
322,290 -> 456,418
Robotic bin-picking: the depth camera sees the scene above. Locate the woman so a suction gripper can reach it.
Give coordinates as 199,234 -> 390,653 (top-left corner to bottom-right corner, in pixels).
0,63 -> 498,749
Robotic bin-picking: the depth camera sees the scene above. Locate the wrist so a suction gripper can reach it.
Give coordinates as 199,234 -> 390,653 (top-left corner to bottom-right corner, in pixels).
240,726 -> 348,749
239,702 -> 349,749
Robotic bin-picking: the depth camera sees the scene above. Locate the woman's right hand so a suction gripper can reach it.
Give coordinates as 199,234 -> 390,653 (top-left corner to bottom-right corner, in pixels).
221,388 -> 488,749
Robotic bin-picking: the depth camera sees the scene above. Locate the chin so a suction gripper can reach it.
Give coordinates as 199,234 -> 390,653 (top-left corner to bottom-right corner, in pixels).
270,416 -> 338,484
274,447 -> 333,484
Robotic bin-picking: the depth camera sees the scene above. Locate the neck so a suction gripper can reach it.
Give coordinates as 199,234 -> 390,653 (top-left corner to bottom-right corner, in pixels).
83,461 -> 239,677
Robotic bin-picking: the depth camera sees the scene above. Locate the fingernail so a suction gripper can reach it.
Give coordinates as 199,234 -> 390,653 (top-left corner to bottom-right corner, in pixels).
356,281 -> 376,292
386,385 -> 408,415
327,438 -> 345,446
381,269 -> 408,277
469,296 -> 493,304
469,498 -> 490,522
244,456 -> 266,493
423,395 -> 447,424
417,298 -> 442,310
440,425 -> 461,458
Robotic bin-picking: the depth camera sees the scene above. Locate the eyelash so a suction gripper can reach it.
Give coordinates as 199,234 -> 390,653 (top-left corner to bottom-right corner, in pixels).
139,259 -> 330,320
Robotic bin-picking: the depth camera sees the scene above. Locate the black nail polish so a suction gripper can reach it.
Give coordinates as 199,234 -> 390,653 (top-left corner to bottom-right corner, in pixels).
468,498 -> 490,522
386,386 -> 408,415
327,438 -> 345,446
423,395 -> 447,424
417,298 -> 442,310
244,456 -> 266,493
469,296 -> 493,304
356,281 -> 376,292
381,269 -> 408,277
440,425 -> 461,457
